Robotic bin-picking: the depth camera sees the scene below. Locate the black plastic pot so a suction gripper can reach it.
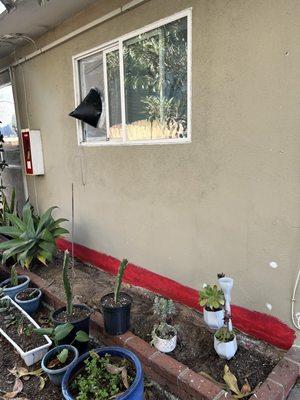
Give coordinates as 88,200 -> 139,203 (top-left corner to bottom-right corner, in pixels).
101,292 -> 132,336
52,304 -> 92,353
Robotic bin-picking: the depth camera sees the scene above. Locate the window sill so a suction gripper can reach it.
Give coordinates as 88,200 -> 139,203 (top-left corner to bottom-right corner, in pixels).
78,138 -> 192,147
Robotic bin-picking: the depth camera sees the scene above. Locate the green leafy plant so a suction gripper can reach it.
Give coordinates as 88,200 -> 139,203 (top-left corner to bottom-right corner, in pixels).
199,285 -> 225,311
34,323 -> 89,346
73,351 -> 133,400
0,188 -> 18,228
62,250 -> 73,317
215,327 -> 235,343
114,259 -> 128,304
152,296 -> 177,340
35,323 -> 89,367
0,201 -> 68,268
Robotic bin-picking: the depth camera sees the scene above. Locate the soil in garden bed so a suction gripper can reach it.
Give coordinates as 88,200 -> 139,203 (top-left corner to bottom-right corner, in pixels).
0,298 -> 46,352
1,276 -> 27,288
54,307 -> 90,323
16,288 -> 40,301
0,304 -> 179,400
102,292 -> 131,308
30,251 -> 284,391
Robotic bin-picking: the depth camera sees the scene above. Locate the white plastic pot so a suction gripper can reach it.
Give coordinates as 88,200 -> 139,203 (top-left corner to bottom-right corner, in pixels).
0,296 -> 52,366
214,335 -> 237,360
152,325 -> 177,353
203,308 -> 224,330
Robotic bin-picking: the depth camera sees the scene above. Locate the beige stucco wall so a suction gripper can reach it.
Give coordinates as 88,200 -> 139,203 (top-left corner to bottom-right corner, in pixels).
5,0 -> 300,329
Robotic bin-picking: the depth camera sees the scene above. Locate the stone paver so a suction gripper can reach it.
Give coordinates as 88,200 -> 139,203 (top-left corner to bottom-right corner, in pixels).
287,379 -> 300,400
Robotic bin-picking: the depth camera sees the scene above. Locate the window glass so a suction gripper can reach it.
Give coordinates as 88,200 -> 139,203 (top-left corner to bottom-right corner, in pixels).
123,16 -> 188,141
0,83 -> 20,166
78,53 -> 106,141
106,50 -> 122,139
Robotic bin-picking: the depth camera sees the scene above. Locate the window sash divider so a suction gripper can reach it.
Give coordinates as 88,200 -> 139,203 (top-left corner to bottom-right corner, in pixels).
119,40 -> 127,143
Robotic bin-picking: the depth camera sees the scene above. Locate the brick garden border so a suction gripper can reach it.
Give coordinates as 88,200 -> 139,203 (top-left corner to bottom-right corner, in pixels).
1,264 -> 299,400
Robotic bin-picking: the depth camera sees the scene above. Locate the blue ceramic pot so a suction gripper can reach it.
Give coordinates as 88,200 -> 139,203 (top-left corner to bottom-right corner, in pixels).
14,288 -> 42,315
62,346 -> 144,400
41,345 -> 79,386
0,275 -> 30,299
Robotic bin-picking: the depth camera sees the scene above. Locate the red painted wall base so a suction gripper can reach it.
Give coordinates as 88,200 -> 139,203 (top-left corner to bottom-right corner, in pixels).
56,238 -> 295,350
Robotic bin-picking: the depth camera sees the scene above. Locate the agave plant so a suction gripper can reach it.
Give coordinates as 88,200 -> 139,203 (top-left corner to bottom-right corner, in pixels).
0,201 -> 68,268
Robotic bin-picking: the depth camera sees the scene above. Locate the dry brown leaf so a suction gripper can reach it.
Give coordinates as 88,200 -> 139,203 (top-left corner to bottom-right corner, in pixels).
199,371 -> 226,389
39,376 -> 46,391
13,398 -> 29,400
109,393 -> 124,399
121,367 -> 129,389
8,367 -> 28,378
223,365 -> 241,396
105,363 -> 124,375
2,378 -> 23,399
47,358 -> 60,369
241,379 -> 251,394
8,366 -> 42,379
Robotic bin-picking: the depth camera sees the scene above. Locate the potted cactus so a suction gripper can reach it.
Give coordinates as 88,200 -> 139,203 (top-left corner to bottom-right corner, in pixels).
14,287 -> 42,315
101,259 -> 132,335
151,297 -> 177,353
199,284 -> 225,330
51,251 -> 92,351
0,265 -> 30,299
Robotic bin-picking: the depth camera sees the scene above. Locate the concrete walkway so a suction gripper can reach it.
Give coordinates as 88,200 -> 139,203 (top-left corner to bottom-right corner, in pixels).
288,379 -> 300,400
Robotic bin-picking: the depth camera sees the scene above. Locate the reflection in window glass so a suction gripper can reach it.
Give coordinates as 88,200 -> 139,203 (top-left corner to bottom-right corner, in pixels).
123,17 -> 188,141
106,50 -> 122,139
79,53 -> 106,141
0,84 -> 20,166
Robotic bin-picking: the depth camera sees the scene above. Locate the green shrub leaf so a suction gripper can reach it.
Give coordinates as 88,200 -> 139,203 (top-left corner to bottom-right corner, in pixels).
75,330 -> 89,343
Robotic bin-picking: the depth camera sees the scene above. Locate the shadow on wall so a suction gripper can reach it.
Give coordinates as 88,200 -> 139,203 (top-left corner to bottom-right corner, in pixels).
2,168 -> 25,213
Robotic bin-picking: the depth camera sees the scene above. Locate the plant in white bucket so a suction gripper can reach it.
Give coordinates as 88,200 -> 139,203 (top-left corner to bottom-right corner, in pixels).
199,284 -> 225,330
151,297 -> 177,353
214,273 -> 237,360
214,313 -> 237,360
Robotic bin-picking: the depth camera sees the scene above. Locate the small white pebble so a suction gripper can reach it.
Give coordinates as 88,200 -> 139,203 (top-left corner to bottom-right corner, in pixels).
202,283 -> 207,288
266,303 -> 273,310
269,261 -> 278,269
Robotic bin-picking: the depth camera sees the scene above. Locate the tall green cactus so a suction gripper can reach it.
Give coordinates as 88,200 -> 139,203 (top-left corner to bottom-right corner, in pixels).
63,250 -> 73,316
10,264 -> 18,288
114,259 -> 128,304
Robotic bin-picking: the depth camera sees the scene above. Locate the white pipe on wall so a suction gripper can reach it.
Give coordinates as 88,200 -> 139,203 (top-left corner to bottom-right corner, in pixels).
5,0 -> 149,69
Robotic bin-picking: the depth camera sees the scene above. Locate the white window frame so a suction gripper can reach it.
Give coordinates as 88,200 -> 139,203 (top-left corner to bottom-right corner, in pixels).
72,8 -> 192,147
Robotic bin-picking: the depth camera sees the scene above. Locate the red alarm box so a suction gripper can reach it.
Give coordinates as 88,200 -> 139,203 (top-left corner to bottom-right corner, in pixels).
21,129 -> 44,175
